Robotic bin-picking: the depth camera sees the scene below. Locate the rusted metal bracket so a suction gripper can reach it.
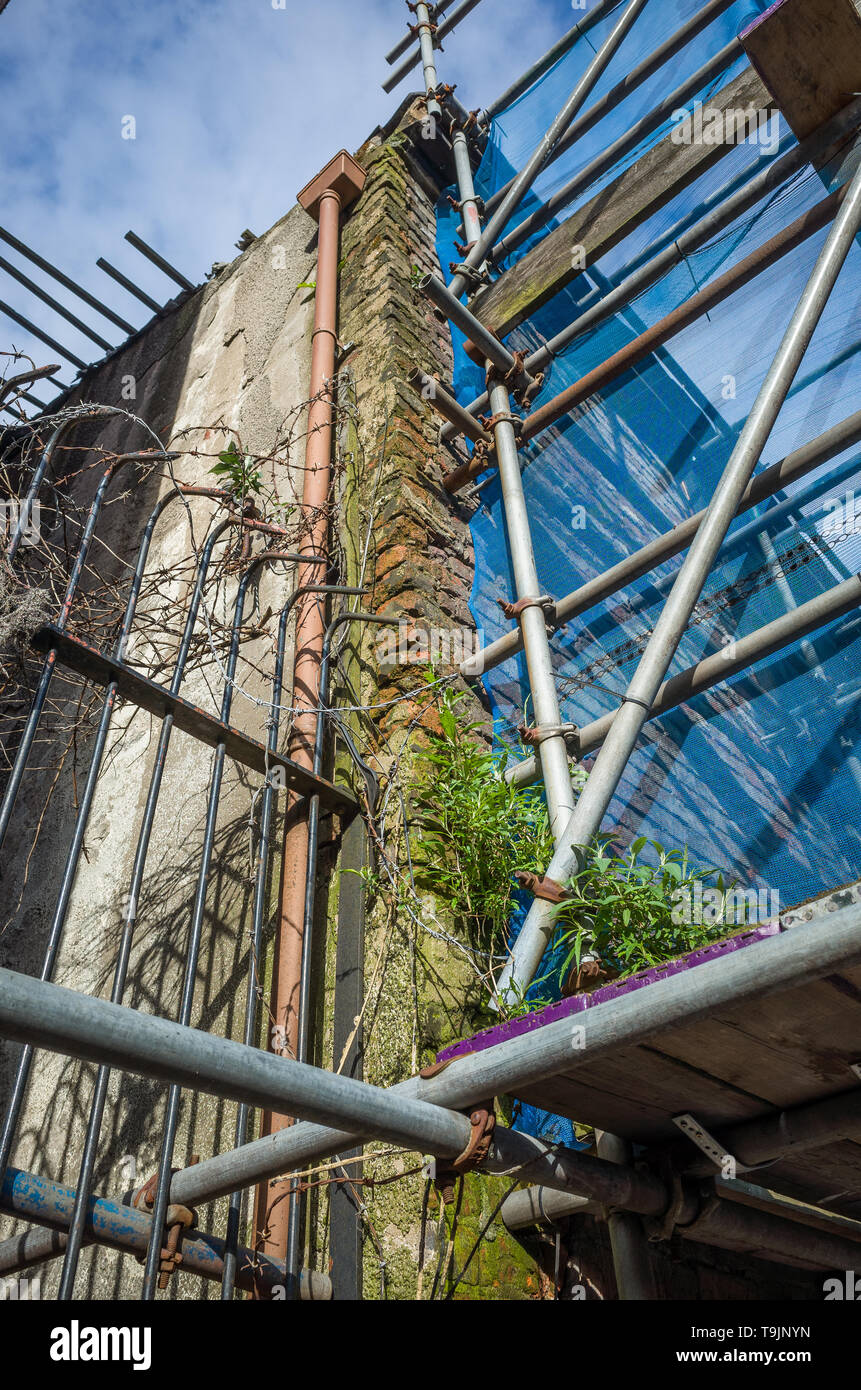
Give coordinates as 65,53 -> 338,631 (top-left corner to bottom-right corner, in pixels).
672,1113 -> 748,1176
448,260 -> 491,290
518,720 -> 580,750
433,1103 -> 497,1205
131,1161 -> 199,1290
481,409 -> 524,438
497,592 -> 555,623
419,1058 -> 454,1081
514,871 -> 570,905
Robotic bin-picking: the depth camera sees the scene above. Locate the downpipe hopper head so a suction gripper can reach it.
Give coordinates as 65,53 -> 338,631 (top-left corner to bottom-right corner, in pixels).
297,150 -> 367,221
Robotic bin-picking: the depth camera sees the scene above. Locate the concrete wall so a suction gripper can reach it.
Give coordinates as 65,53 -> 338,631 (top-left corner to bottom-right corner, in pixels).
0,199 -> 321,1297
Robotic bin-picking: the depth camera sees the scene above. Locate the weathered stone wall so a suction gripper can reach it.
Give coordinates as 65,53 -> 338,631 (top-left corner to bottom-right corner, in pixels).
0,201 -> 321,1298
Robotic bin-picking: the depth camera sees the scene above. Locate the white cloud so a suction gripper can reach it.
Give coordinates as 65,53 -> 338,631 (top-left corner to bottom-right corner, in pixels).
1,0 -> 566,394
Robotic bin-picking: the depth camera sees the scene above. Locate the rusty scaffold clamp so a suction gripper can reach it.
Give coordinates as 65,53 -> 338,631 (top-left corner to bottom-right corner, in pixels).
483,349 -> 545,410
513,871 -> 572,906
418,1061 -> 496,1206
497,593 -> 556,629
131,1157 -> 199,1290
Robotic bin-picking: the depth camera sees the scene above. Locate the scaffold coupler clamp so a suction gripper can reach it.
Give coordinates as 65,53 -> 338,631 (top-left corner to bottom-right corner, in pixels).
514,871 -> 571,905
131,1160 -> 199,1289
484,349 -> 541,408
518,720 -> 580,752
497,593 -> 555,629
408,2 -> 440,38
448,259 -> 492,291
418,1061 -> 496,1205
481,409 -> 524,440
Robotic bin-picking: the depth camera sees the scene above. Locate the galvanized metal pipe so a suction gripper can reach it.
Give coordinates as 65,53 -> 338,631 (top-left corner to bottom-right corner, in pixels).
420,273 -> 534,390
448,0 -> 650,301
501,1177 -> 861,1273
517,187 -> 845,450
382,0 -> 486,95
0,1166 -> 330,1299
451,122 -> 484,250
159,899 -> 861,1216
0,967 -> 678,1221
480,0 -> 626,125
507,571 -> 861,790
490,38 -> 745,268
595,1130 -> 657,1299
408,366 -> 493,444
497,155 -> 861,1000
3,902 -> 859,1226
449,181 -> 848,490
487,377 -> 578,843
484,0 -> 739,220
413,2 -> 441,119
464,409 -> 861,679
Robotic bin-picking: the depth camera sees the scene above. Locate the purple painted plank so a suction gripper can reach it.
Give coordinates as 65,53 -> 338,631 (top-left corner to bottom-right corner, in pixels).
437,923 -> 780,1063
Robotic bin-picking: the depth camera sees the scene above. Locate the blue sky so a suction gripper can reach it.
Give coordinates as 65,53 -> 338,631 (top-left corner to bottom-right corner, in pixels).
0,0 -> 573,396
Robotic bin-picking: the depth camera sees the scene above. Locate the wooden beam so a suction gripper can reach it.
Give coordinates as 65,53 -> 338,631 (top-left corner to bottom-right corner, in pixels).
741,0 -> 861,142
472,66 -> 771,339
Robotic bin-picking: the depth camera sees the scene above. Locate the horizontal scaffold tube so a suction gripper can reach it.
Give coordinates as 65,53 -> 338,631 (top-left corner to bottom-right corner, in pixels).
0,965 -> 671,1218
382,0 -> 486,94
408,367 -> 493,445
448,0 -> 650,301
162,903 -> 861,1212
480,0 -> 624,124
462,410 -> 861,677
0,1165 -> 330,1298
501,1178 -> 861,1272
506,570 -> 861,789
1,907 -> 856,1222
441,97 -> 861,445
420,273 -> 536,395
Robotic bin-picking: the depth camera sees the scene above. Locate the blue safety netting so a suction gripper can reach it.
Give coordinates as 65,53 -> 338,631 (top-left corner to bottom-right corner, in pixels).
433,0 -> 861,1143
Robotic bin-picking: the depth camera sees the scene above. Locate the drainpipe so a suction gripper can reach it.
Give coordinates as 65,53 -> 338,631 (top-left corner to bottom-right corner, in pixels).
255,150 -> 366,1270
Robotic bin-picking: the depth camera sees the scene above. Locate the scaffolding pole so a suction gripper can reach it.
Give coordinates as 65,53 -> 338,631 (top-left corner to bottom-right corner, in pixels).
440,98 -> 861,445
483,0 -> 739,219
489,37 -> 744,269
382,0 -> 487,95
2,902 -> 861,1227
447,0 -> 650,300
496,155 -> 861,1001
507,572 -> 861,789
464,408 -> 861,679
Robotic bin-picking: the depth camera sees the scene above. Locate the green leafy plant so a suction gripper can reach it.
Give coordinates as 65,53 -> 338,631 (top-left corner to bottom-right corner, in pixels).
553,837 -> 743,993
209,439 -> 262,501
414,686 -> 554,958
297,257 -> 347,293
